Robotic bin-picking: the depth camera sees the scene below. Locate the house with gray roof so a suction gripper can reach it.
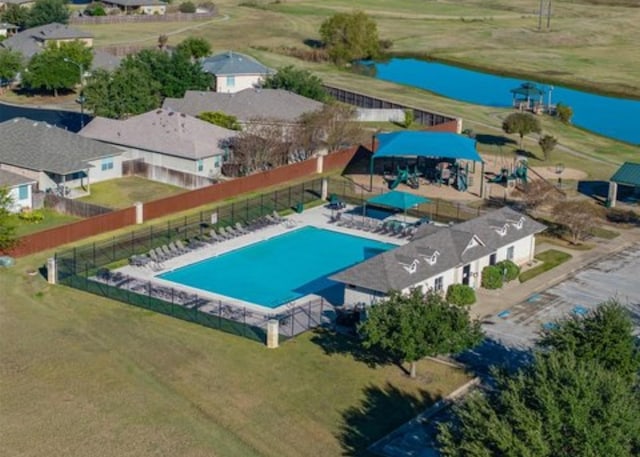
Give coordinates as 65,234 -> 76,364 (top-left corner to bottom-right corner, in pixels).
79,109 -> 238,185
200,51 -> 274,93
0,168 -> 37,212
0,118 -> 123,196
0,22 -> 18,38
101,0 -> 167,15
0,23 -> 93,60
331,207 -> 546,305
0,0 -> 35,9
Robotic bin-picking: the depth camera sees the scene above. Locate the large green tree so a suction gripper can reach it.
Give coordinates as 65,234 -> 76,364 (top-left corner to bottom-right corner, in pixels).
175,36 -> 211,60
539,301 -> 640,378
502,112 -> 541,149
83,67 -> 161,119
26,0 -> 70,28
0,49 -> 22,84
262,65 -> 329,102
0,187 -> 18,253
358,289 -> 483,378
319,10 -> 381,65
1,4 -> 30,28
438,350 -> 640,456
22,41 -> 92,96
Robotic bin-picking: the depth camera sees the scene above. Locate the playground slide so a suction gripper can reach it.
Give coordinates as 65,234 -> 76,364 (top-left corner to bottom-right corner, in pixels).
389,169 -> 408,190
457,173 -> 468,192
488,174 -> 505,184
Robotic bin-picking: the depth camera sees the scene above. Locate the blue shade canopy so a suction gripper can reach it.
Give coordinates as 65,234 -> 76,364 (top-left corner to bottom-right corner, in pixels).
366,190 -> 430,211
373,131 -> 482,162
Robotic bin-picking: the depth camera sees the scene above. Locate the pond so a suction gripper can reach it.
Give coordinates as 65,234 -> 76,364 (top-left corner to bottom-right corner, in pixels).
0,101 -> 90,132
365,58 -> 640,145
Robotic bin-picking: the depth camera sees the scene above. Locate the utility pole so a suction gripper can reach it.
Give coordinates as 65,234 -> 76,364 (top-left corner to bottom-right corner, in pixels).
63,57 -> 86,129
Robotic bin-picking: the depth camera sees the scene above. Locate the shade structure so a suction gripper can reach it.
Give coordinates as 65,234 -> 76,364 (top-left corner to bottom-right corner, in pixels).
366,190 -> 430,211
510,82 -> 544,97
373,131 -> 482,163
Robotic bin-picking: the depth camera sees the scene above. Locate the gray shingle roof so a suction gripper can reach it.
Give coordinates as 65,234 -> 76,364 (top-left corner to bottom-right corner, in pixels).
79,109 -> 238,160
0,118 -> 122,175
331,207 -> 546,293
0,168 -> 36,188
200,51 -> 273,76
163,89 -> 323,123
0,23 -> 92,59
91,49 -> 122,72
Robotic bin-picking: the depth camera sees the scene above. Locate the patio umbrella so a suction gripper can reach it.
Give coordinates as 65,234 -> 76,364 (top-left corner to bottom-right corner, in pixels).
366,190 -> 430,221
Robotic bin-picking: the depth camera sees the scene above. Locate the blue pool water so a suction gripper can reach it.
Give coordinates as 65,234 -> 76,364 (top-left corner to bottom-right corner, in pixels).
367,58 -> 640,145
159,226 -> 396,308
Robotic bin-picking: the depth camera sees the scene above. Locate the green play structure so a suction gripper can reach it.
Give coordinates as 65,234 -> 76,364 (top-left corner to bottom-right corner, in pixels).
488,160 -> 528,185
389,165 -> 420,190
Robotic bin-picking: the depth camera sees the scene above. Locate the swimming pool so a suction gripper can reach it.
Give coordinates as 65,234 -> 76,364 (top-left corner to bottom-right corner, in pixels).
159,226 -> 396,308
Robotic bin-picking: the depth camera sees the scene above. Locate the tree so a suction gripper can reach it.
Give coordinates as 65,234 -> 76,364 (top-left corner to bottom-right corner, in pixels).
295,102 -> 363,154
262,65 -> 329,102
0,49 -> 22,84
230,121 -> 290,176
26,0 -> 70,28
358,289 -> 483,378
445,284 -> 476,306
538,134 -> 557,160
319,10 -> 381,65
157,34 -> 169,51
555,103 -> 573,124
521,179 -> 560,212
502,112 -> 541,150
438,350 -> 640,457
538,300 -> 640,379
83,67 -> 161,119
1,4 -> 30,28
551,199 -> 598,244
197,111 -> 241,130
22,41 -> 92,96
0,187 -> 18,253
84,2 -> 106,16
175,36 -> 211,60
178,1 -> 196,13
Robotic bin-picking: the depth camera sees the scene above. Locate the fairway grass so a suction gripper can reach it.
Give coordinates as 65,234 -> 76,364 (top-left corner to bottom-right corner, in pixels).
0,252 -> 471,457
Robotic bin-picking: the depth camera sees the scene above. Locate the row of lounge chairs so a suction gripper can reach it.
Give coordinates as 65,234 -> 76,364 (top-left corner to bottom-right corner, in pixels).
334,214 -> 418,239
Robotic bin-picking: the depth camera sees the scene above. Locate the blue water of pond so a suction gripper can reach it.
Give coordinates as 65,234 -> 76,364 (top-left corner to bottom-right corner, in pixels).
367,58 -> 640,145
0,101 -> 90,132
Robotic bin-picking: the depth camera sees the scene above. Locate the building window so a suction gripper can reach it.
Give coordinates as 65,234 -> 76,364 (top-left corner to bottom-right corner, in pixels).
18,185 -> 28,200
507,246 -> 514,261
226,76 -> 235,87
214,157 -> 220,168
434,276 -> 443,292
197,160 -> 204,172
101,158 -> 114,171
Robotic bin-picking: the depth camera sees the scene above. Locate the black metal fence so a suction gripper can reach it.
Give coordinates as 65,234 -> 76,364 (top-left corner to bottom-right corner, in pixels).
56,178 -> 328,344
327,177 -> 484,223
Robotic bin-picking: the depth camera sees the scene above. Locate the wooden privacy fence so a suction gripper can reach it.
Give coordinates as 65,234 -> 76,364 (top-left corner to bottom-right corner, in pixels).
70,11 -> 216,25
45,193 -> 112,218
9,148 -> 358,257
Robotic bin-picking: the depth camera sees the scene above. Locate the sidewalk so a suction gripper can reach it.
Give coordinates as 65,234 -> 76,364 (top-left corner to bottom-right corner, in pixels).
472,226 -> 640,319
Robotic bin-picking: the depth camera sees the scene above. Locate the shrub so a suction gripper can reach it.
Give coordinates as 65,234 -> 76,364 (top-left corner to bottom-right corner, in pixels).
179,1 -> 196,12
496,260 -> 520,282
606,207 -> 639,224
84,2 -> 106,16
481,265 -> 503,289
402,109 -> 414,128
18,209 -> 44,223
555,103 -> 573,124
446,284 -> 476,306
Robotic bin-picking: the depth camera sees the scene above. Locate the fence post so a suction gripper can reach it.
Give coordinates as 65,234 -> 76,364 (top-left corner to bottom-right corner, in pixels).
149,226 -> 153,251
267,319 -> 279,348
134,201 -> 143,224
93,242 -> 96,266
47,257 -> 57,284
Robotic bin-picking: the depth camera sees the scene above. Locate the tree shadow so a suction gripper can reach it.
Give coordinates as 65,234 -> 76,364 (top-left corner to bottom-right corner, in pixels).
338,382 -> 438,456
474,134 -> 516,147
454,338 -> 533,381
310,328 -> 397,368
303,38 -> 323,48
514,148 -> 540,161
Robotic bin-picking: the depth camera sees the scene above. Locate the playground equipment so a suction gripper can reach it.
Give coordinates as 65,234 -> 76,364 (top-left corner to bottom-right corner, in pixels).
389,165 -> 420,190
434,161 -> 469,192
487,160 -> 528,186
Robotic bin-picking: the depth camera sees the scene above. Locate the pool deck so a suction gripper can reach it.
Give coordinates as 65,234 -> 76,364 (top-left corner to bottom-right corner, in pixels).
116,204 -> 410,314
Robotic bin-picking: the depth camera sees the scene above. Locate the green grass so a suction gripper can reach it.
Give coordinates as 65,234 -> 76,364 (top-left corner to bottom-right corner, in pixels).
78,177 -> 185,209
0,251 -> 471,457
588,225 -> 620,239
519,249 -> 573,282
11,209 -> 81,236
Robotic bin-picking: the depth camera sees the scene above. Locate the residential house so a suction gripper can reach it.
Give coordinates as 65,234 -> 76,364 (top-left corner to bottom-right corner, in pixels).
0,22 -> 18,37
0,118 -> 124,195
79,109 -> 238,183
331,207 -> 546,305
101,0 -> 167,15
0,168 -> 36,212
200,51 -> 274,93
0,23 -> 93,60
163,88 -> 323,134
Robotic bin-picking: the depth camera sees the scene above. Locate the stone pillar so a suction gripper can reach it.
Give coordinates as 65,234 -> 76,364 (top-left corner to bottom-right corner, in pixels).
608,181 -> 618,208
456,117 -> 463,134
321,178 -> 328,201
316,154 -> 324,174
134,201 -> 144,224
47,257 -> 57,284
266,319 -> 279,349
529,235 -> 536,262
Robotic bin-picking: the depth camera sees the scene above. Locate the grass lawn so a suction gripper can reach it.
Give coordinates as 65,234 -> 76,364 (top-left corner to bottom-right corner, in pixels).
11,209 -> 81,237
79,177 -> 185,209
588,225 -> 620,239
0,251 -> 471,457
519,249 -> 573,282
